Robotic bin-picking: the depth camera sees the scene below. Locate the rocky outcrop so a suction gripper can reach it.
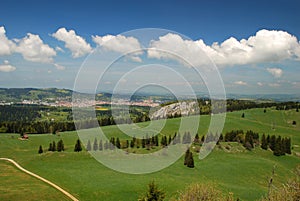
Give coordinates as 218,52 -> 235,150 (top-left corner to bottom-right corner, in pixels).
150,101 -> 198,119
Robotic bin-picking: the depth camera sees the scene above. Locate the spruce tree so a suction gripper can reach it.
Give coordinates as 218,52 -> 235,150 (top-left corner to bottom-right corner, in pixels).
261,134 -> 268,150
57,140 -> 64,152
99,140 -> 103,151
93,138 -> 98,151
155,135 -> 159,146
285,138 -> 291,154
168,135 -> 172,145
130,140 -> 134,148
38,145 -> 43,154
139,181 -> 165,201
241,113 -> 245,118
184,148 -> 190,165
86,139 -> 91,151
142,137 -> 146,148
52,141 -> 56,152
74,139 -> 82,152
186,152 -> 195,168
269,135 -> 276,151
116,137 -> 121,149
48,143 -> 53,151
273,136 -> 282,156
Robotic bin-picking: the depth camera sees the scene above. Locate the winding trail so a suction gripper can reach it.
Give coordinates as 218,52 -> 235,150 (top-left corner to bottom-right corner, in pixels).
0,158 -> 79,201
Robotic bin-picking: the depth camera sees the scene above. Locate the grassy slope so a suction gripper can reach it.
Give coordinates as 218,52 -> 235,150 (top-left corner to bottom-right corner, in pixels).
0,108 -> 299,201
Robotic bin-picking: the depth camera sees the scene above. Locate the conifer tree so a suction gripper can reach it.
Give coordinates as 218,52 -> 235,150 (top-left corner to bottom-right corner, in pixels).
86,139 -> 91,151
52,141 -> 56,152
116,137 -> 121,149
261,134 -> 268,150
38,145 -> 43,154
57,139 -> 64,152
285,137 -> 291,154
74,139 -> 82,152
99,140 -> 103,151
48,143 -> 53,151
139,181 -> 165,201
184,148 -> 190,166
186,152 -> 195,168
93,138 -> 98,151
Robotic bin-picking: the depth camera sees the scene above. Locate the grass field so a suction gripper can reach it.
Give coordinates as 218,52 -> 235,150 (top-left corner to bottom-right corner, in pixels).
0,108 -> 299,201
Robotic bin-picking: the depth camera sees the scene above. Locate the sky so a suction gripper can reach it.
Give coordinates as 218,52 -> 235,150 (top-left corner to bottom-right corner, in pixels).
0,0 -> 300,95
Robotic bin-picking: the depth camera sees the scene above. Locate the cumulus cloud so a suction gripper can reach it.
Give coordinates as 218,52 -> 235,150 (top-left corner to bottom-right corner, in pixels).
147,29 -> 300,67
0,60 -> 16,72
234,81 -> 247,86
55,46 -> 64,52
268,83 -> 281,87
15,33 -> 56,63
257,82 -> 263,86
266,67 -> 283,78
52,28 -> 92,58
92,34 -> 142,62
54,63 -> 66,70
0,26 -> 16,55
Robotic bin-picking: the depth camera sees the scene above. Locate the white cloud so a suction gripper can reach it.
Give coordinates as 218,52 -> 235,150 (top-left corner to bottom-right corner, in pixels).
0,60 -> 16,72
52,28 -> 92,58
55,46 -> 64,52
147,29 -> 300,67
234,81 -> 247,86
257,82 -> 263,86
268,83 -> 281,87
266,67 -> 283,78
15,33 -> 56,63
92,34 -> 142,62
54,63 -> 66,70
0,26 -> 16,55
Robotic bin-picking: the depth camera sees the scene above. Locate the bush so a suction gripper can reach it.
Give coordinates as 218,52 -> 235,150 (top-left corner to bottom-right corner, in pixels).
176,183 -> 234,201
138,181 -> 165,201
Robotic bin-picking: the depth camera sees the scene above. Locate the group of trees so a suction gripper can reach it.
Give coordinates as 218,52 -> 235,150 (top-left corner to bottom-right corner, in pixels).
261,134 -> 291,156
84,132 -> 194,152
38,139 -> 65,154
224,130 -> 260,150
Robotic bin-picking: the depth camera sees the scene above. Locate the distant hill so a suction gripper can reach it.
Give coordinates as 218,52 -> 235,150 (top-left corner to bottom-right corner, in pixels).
0,88 -> 74,102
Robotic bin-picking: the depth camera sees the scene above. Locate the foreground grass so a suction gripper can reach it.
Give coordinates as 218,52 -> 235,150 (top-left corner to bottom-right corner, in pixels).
0,108 -> 299,200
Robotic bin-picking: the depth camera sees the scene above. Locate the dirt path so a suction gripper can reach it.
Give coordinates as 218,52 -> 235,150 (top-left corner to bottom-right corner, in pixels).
0,158 -> 79,201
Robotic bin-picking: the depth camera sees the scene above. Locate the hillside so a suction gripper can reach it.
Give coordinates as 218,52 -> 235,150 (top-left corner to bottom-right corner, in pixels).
0,108 -> 299,201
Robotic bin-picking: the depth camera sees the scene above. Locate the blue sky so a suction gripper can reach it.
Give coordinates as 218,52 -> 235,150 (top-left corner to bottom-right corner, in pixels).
0,0 -> 300,94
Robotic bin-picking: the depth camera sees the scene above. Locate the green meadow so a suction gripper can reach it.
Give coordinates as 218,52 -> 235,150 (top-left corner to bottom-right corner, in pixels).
0,108 -> 299,201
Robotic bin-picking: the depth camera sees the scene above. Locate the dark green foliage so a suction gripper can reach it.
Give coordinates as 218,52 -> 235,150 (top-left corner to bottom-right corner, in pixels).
99,140 -> 103,151
130,140 -> 134,148
139,181 -> 165,201
269,135 -> 276,151
86,140 -> 91,151
264,109 -> 266,113
155,135 -> 159,146
273,136 -> 282,156
292,120 -> 296,125
116,137 -> 121,149
52,141 -> 56,152
185,150 -> 194,168
184,149 -> 190,166
48,143 -> 52,151
241,113 -> 245,118
285,137 -> 291,154
38,145 -> 43,154
104,140 -> 109,150
261,134 -> 268,150
142,137 -> 146,148
168,135 -> 172,145
57,139 -> 64,152
74,139 -> 82,152
93,138 -> 98,151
